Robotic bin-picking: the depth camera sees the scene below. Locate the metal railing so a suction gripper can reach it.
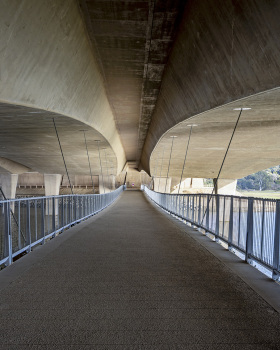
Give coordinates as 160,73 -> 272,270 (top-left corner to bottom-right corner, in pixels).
142,186 -> 280,281
0,186 -> 124,267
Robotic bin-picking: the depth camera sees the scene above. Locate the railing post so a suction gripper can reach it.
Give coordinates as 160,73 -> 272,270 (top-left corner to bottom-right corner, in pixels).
26,201 -> 31,252
52,197 -> 55,237
260,199 -> 265,259
192,196 -> 195,225
198,195 -> 201,225
70,196 -> 72,222
4,202 -> 12,266
18,201 -> 21,249
228,196 -> 234,251
80,197 -> 82,218
34,199 -> 38,241
206,195 -> 210,229
41,198 -> 45,244
245,198 -> 254,263
272,200 -> 280,280
74,196 -> 77,221
61,197 -> 64,228
215,195 -> 219,241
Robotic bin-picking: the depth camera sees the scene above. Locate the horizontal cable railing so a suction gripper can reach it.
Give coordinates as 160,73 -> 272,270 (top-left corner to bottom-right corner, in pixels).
142,186 -> 280,281
0,186 -> 124,267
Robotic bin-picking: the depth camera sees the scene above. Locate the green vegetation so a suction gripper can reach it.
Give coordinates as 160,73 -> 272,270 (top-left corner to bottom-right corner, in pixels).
238,190 -> 280,200
203,178 -> 214,187
237,166 -> 280,192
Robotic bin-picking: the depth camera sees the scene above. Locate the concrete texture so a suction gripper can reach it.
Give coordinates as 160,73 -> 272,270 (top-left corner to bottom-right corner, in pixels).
1,1 -> 280,181
79,0 -> 187,163
149,89 -> 280,179
0,158 -> 31,174
0,104 -> 118,177
216,179 -> 237,195
153,177 -> 171,193
0,0 -> 126,173
142,0 -> 280,174
0,191 -> 279,348
0,173 -> 18,199
99,175 -> 115,194
44,174 -> 62,197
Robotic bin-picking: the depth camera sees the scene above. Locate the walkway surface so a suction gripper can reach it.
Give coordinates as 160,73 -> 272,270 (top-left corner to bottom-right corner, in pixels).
0,190 -> 279,349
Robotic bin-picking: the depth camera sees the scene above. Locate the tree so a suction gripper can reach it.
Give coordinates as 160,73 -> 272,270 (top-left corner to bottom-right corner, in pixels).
237,170 -> 272,191
254,171 -> 271,191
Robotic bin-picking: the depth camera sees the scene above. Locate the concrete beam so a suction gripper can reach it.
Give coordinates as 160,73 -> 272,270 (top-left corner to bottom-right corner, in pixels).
0,0 -> 125,174
0,158 -> 31,174
0,174 -> 18,199
142,0 -> 280,173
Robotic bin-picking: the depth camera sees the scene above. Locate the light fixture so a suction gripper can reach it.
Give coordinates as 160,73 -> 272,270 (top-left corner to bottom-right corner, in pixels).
233,107 -> 251,110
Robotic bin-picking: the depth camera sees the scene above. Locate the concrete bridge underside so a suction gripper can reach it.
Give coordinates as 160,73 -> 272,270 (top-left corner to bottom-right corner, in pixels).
0,191 -> 279,348
0,0 -> 280,183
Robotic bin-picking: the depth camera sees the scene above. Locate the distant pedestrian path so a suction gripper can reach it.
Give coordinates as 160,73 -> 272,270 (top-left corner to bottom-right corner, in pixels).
0,191 -> 279,348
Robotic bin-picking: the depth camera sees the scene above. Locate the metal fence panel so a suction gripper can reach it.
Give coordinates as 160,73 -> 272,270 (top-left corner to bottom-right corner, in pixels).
0,186 -> 124,267
143,186 -> 280,281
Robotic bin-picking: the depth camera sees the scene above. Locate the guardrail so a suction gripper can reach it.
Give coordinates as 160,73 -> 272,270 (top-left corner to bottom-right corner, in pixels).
0,186 -> 124,267
142,186 -> 280,281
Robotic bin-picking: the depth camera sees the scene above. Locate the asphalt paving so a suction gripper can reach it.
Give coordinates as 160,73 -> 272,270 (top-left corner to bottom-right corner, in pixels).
0,190 -> 279,349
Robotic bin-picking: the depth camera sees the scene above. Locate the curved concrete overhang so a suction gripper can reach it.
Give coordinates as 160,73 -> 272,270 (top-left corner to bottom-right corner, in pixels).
150,88 -> 280,180
0,0 -> 125,174
141,0 -> 280,174
0,157 -> 31,174
0,102 -> 118,177
78,0 -> 187,164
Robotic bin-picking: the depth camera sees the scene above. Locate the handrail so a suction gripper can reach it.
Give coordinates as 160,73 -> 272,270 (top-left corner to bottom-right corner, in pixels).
0,186 -> 125,268
142,186 -> 280,281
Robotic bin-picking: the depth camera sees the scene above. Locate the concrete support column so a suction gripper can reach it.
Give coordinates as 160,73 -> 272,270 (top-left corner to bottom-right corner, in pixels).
0,174 -> 18,199
214,178 -> 237,195
154,177 -> 171,193
173,178 -> 191,193
191,178 -> 204,188
99,176 -> 111,193
44,174 -> 62,215
44,174 -> 62,197
111,175 -> 116,190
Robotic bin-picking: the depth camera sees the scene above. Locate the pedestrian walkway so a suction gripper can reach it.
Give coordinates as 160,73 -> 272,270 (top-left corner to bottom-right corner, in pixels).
0,190 -> 279,349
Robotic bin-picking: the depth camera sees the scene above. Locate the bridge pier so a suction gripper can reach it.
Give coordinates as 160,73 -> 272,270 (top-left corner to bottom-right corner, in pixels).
44,174 -> 62,215
214,178 -> 237,195
0,174 -> 18,200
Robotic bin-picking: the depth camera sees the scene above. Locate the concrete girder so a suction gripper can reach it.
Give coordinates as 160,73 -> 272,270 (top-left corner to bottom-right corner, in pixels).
0,158 -> 31,174
0,103 -> 119,178
78,0 -> 187,164
0,0 -> 126,174
149,89 -> 280,180
142,0 -> 280,174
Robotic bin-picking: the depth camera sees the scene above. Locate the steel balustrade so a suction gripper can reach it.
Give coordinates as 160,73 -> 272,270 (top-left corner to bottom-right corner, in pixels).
0,186 -> 124,267
142,186 -> 280,281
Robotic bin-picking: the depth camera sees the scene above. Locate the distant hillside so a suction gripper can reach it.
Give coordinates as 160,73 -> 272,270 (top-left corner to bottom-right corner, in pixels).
237,166 -> 280,191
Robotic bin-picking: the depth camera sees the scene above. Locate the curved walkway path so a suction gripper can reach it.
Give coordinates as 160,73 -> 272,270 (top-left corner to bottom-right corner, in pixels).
0,190 -> 279,349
